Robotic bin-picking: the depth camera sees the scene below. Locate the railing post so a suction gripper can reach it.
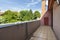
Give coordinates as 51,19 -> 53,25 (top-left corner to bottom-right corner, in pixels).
25,23 -> 28,40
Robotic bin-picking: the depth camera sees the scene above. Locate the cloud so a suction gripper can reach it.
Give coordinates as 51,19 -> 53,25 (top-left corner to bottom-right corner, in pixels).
26,0 -> 41,7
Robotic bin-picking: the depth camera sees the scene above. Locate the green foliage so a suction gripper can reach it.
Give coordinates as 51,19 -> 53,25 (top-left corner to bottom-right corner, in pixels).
28,9 -> 34,20
19,10 -> 29,21
0,16 -> 5,24
34,11 -> 41,19
19,10 -> 34,21
2,10 -> 19,23
0,9 -> 41,24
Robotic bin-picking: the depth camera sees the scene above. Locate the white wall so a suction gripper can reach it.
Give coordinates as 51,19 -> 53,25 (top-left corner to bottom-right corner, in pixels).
53,2 -> 60,40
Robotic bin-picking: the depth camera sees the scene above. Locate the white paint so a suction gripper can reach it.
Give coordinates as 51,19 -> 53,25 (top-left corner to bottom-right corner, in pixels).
53,1 -> 60,40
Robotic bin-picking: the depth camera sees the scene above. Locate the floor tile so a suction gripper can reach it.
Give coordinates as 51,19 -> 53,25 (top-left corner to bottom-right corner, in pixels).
29,26 -> 57,40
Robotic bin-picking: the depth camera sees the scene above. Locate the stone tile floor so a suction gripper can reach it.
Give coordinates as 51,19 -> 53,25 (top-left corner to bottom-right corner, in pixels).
29,26 -> 57,40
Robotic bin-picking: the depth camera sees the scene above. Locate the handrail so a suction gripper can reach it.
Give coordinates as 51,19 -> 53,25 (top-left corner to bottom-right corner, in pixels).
0,19 -> 40,28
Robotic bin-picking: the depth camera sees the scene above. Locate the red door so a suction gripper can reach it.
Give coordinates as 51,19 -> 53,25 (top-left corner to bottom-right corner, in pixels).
44,17 -> 49,25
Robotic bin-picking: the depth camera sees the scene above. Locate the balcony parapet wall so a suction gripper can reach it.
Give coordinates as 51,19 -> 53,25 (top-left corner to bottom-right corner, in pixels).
0,19 -> 40,40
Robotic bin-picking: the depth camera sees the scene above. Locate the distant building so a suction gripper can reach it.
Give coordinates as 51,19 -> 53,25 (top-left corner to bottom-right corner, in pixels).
41,0 -> 46,16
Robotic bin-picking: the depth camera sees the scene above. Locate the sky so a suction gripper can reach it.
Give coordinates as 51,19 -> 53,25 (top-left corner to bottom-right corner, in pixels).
0,0 -> 48,13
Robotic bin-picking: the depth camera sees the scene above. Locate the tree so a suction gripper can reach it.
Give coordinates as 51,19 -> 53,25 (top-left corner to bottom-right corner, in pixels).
19,10 -> 29,21
0,10 -> 41,24
2,10 -> 19,23
0,16 -> 6,24
28,9 -> 34,20
34,11 -> 41,19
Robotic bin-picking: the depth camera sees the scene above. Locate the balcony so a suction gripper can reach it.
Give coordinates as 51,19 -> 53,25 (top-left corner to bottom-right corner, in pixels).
0,19 -> 57,40
0,0 -> 60,40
